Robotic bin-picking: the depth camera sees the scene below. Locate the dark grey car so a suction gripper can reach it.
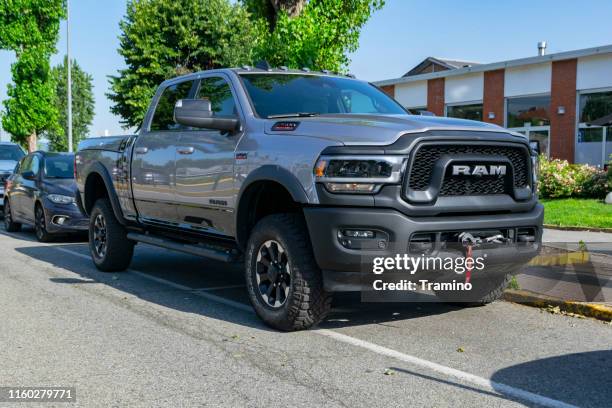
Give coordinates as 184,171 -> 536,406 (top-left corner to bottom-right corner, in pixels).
4,152 -> 88,241
0,142 -> 27,210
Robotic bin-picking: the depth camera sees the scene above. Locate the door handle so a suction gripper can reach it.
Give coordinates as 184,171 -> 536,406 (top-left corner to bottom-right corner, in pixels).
135,147 -> 148,155
177,147 -> 195,155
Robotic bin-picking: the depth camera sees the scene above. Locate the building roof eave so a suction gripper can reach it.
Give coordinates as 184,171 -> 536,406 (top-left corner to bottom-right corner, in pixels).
374,44 -> 612,87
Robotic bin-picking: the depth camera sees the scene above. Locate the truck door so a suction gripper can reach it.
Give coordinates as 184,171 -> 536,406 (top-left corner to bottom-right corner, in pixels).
131,79 -> 196,226
174,75 -> 241,236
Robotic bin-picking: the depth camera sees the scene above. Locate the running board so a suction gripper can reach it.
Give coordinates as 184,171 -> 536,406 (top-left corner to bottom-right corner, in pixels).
127,232 -> 240,263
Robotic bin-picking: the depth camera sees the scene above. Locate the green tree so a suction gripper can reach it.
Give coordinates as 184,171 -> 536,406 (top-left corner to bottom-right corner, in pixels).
45,56 -> 95,152
0,0 -> 65,152
108,0 -> 261,129
246,0 -> 384,72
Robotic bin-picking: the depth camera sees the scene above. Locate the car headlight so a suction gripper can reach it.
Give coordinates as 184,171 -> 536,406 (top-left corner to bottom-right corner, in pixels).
531,154 -> 540,194
47,194 -> 75,205
314,156 -> 404,193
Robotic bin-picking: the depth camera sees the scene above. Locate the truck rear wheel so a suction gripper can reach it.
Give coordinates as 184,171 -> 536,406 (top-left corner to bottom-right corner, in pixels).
245,213 -> 332,331
89,198 -> 134,272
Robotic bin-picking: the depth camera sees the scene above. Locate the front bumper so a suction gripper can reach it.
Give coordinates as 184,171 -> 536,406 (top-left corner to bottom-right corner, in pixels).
304,204 -> 544,291
43,200 -> 89,234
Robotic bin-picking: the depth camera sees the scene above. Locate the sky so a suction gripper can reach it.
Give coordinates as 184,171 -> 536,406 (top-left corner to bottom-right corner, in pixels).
1,0 -> 612,139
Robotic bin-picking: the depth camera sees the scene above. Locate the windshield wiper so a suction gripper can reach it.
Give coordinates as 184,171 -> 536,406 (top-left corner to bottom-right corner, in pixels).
267,112 -> 320,119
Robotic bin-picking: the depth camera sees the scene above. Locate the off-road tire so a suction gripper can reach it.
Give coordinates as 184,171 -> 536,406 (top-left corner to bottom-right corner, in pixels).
245,213 -> 332,331
35,204 -> 53,242
89,198 -> 134,272
3,198 -> 21,232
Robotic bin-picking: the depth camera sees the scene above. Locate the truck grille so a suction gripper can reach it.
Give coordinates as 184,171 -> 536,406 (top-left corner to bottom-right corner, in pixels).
407,144 -> 530,196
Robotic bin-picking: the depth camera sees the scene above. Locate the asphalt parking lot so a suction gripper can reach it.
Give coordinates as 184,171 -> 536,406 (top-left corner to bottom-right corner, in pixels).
0,226 -> 611,407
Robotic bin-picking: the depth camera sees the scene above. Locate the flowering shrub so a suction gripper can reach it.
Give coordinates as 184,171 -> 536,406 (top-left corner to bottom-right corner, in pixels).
538,155 -> 610,199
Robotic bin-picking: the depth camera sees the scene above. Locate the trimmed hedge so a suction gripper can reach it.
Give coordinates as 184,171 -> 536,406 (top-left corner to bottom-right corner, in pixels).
538,155 -> 610,199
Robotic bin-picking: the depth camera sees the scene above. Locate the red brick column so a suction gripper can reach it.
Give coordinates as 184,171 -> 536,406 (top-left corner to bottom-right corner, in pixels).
427,78 -> 445,116
550,59 -> 577,162
483,69 -> 505,126
380,85 -> 395,98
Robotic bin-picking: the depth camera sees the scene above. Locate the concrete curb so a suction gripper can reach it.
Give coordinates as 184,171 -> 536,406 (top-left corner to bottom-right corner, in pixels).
503,289 -> 612,322
544,224 -> 612,233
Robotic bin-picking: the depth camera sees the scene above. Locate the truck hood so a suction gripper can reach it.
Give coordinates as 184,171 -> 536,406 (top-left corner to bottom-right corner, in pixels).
265,114 -> 523,145
0,160 -> 18,173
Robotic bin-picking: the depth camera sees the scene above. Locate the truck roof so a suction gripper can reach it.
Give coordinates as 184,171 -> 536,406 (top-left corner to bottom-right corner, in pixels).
159,67 -> 359,87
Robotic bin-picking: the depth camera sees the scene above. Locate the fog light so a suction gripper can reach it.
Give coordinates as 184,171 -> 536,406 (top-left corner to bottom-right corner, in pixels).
53,216 -> 68,225
343,229 -> 374,238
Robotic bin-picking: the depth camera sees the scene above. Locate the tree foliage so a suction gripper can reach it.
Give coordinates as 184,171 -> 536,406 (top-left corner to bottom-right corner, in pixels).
45,56 -> 95,152
0,0 -> 65,151
246,0 -> 384,72
108,0 -> 261,129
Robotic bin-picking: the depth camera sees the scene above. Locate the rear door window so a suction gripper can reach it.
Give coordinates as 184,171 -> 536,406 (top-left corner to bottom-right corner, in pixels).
150,80 -> 195,131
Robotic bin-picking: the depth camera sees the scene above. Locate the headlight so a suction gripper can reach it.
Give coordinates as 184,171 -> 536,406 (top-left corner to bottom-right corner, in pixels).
47,194 -> 75,205
531,155 -> 539,192
314,156 -> 404,193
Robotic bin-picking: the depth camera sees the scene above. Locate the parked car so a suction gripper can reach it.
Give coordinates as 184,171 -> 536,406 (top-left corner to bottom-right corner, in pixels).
4,151 -> 88,241
76,68 -> 543,331
0,142 -> 27,211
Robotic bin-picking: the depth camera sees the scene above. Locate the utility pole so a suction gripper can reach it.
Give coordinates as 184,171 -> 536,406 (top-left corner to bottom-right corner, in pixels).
67,0 -> 73,152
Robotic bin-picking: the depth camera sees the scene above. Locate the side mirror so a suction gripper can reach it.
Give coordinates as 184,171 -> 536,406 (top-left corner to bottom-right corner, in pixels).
174,99 -> 239,132
529,140 -> 541,155
22,171 -> 36,180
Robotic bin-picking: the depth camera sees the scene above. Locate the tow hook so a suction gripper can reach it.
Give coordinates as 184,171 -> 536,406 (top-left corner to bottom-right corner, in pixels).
458,232 -> 511,283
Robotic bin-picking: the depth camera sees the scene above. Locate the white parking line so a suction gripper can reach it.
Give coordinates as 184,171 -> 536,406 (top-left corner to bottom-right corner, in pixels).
44,242 -> 577,408
316,329 -> 579,408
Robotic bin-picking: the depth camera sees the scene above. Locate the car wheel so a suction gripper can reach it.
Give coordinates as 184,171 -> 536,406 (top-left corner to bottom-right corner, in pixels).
35,204 -> 53,242
89,198 -> 134,272
3,199 -> 21,232
245,213 -> 332,331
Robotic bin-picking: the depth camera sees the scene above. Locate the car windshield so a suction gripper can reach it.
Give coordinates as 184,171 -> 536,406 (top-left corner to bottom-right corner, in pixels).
0,145 -> 25,161
44,155 -> 74,179
239,73 -> 406,118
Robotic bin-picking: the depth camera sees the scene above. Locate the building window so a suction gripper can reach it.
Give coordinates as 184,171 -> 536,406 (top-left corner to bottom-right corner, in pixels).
446,103 -> 483,121
576,91 -> 612,167
579,91 -> 612,123
506,95 -> 551,128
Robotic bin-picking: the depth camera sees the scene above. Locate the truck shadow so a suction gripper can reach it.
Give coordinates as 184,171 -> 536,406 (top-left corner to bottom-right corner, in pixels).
15,241 -> 460,331
391,349 -> 612,408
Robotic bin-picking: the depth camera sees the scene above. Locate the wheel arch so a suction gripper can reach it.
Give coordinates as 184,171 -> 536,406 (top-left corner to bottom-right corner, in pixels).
83,163 -> 127,225
235,166 -> 309,249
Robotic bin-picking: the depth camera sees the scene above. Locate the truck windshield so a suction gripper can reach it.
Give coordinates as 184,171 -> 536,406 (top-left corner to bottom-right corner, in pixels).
0,145 -> 25,161
239,73 -> 406,118
44,154 -> 74,179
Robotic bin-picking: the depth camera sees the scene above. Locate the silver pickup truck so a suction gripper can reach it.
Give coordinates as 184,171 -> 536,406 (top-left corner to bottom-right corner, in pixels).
75,68 -> 543,330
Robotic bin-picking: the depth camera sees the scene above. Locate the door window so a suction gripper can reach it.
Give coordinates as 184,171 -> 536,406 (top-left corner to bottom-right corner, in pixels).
150,80 -> 195,131
195,77 -> 237,118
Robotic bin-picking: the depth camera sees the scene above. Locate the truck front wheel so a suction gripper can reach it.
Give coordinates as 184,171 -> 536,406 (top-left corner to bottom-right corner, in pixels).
245,213 -> 332,331
89,198 -> 134,272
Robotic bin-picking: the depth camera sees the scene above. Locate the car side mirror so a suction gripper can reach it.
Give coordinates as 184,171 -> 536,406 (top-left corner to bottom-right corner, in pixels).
529,140 -> 541,155
22,171 -> 36,180
174,99 -> 239,132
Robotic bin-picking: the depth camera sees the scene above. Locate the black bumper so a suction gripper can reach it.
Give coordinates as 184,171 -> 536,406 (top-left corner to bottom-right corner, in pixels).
43,201 -> 89,234
303,204 -> 544,291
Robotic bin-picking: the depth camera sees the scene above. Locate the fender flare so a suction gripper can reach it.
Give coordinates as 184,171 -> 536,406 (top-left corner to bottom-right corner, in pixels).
83,162 -> 127,225
234,165 -> 310,247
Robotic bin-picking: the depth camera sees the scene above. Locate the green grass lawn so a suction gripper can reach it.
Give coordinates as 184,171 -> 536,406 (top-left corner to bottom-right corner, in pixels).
541,198 -> 612,229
